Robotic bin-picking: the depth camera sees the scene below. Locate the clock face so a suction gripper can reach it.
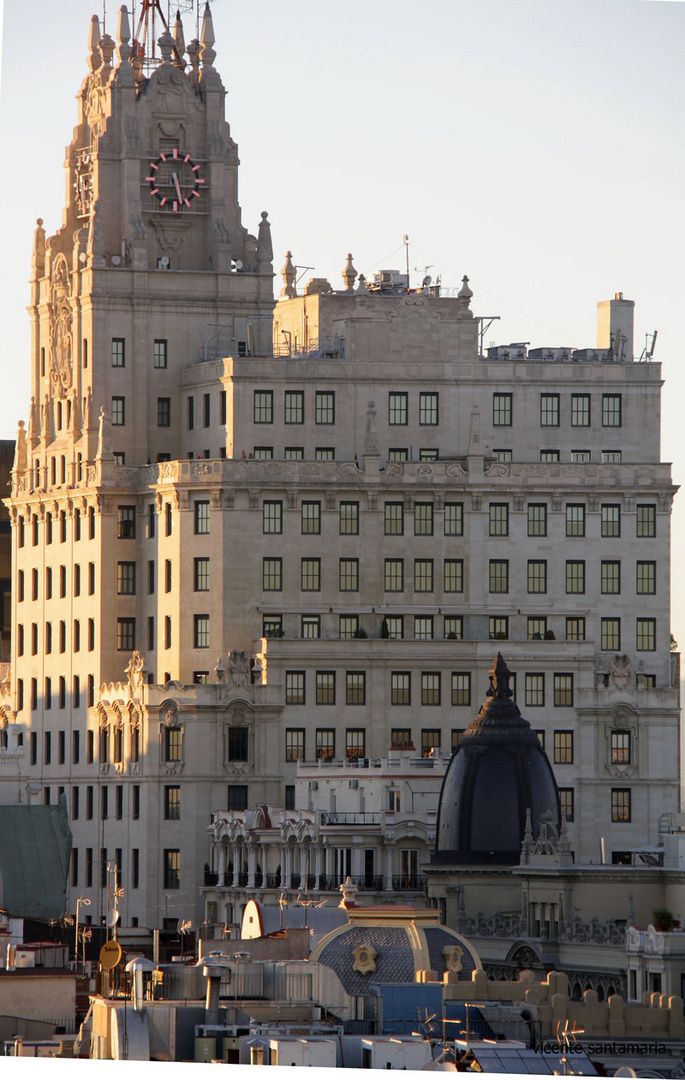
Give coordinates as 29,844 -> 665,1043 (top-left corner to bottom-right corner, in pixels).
146,147 -> 206,212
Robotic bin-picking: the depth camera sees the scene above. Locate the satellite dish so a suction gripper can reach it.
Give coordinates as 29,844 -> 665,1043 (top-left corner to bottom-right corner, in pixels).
106,909 -> 120,928
233,259 -> 243,271
111,255 -> 121,266
159,256 -> 171,270
422,275 -> 432,287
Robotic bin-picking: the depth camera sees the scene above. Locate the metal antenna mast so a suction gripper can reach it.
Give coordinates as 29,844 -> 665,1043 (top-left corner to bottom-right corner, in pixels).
132,0 -> 189,72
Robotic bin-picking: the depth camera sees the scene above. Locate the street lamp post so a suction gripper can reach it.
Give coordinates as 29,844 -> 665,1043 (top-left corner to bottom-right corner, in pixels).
74,896 -> 91,973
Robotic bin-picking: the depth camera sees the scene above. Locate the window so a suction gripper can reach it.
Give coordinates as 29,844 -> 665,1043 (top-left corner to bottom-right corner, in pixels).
554,675 -> 574,707
263,558 -> 282,591
165,615 -> 172,648
384,559 -> 404,592
420,448 -> 438,461
414,503 -> 433,535
117,505 -> 136,539
601,504 -> 621,537
527,504 -> 547,537
389,392 -> 408,425
346,729 -> 365,760
284,390 -> 304,424
194,557 -> 209,591
419,392 -> 439,425
316,729 -> 335,760
301,558 -> 321,591
570,393 -> 591,426
489,503 -> 509,536
117,562 -> 136,595
301,501 -> 321,534
285,729 -> 305,761
414,616 -> 433,640
444,559 -> 464,593
489,560 -> 509,593
194,672 -> 209,684
601,618 -> 621,651
601,560 -> 621,594
263,501 -> 282,534
489,616 -> 508,639
444,616 -> 463,639
554,730 -> 574,764
60,511 -> 67,542
339,559 -> 359,591
187,396 -> 195,430
316,671 -> 336,705
227,785 -> 248,811
220,390 -> 226,425
111,396 -> 125,425
165,503 -> 172,536
194,500 -> 210,534
315,391 -> 335,424
254,390 -> 273,423
636,561 -> 656,594
540,449 -> 560,462
111,338 -> 125,367
339,501 -> 359,534
611,731 -> 631,765
153,339 -> 167,368
203,393 -> 210,427
525,674 -> 545,707
391,672 -> 411,706
163,849 -> 180,889
117,618 -> 135,651
388,448 -> 408,461
194,614 -> 210,648
451,673 -> 471,706
421,672 -> 441,706
59,620 -> 66,653
227,727 -> 248,761
346,671 -> 366,705
339,615 -> 359,639
451,729 -> 466,751
636,618 -> 656,651
559,788 -> 575,822
414,559 -> 433,592
566,561 -> 585,594
540,393 -> 560,426
164,727 -> 182,762
315,446 -> 335,460
493,393 -> 512,426
391,728 -> 412,748
301,615 -> 320,639
157,398 -> 171,427
89,562 -> 95,595
527,560 -> 547,593
285,672 -> 305,704
385,616 -> 404,639
601,450 -> 621,463
611,788 -> 631,822
384,502 -> 404,535
566,617 -> 586,641
602,394 -> 622,427
565,504 -> 585,538
492,449 -> 512,462
421,728 -> 441,757
444,502 -> 464,536
571,450 -> 591,463
528,617 -> 547,640
637,504 -> 656,538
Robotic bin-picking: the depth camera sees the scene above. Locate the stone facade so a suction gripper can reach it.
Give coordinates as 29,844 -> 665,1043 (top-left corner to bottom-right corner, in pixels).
0,7 -> 679,935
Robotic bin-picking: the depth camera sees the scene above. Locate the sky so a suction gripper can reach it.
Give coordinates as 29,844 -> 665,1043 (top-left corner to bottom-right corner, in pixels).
0,0 -> 684,646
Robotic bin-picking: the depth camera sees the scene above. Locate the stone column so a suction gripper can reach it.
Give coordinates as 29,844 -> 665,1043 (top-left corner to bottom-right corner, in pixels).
284,845 -> 292,887
232,843 -> 240,886
247,845 -> 256,889
384,845 -> 394,891
314,845 -> 323,890
352,845 -> 362,880
217,842 -> 226,884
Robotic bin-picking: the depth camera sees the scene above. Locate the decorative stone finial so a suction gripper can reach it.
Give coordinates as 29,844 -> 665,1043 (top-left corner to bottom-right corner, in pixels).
13,421 -> 27,475
338,876 -> 359,909
280,251 -> 297,298
88,15 -> 102,72
27,397 -> 39,449
116,5 -> 132,65
458,274 -> 473,315
257,212 -> 273,274
32,219 -> 46,278
341,253 -> 357,292
173,11 -> 187,67
158,29 -> 174,65
99,32 -> 116,71
187,38 -> 201,85
96,406 -> 113,461
356,273 -> 368,294
486,654 -> 514,702
200,2 -> 216,68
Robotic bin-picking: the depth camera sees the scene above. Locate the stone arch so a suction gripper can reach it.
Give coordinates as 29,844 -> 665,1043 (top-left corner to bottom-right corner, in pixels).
505,942 -> 543,970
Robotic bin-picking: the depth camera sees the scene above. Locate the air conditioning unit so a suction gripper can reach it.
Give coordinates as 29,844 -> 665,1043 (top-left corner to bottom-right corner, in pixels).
358,758 -> 369,768
309,781 -> 318,790
349,779 -> 359,789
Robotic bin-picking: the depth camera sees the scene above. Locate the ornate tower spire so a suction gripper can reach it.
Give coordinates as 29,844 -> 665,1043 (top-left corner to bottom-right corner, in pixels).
87,15 -> 103,73
341,253 -> 357,293
280,252 -> 297,299
173,11 -> 187,68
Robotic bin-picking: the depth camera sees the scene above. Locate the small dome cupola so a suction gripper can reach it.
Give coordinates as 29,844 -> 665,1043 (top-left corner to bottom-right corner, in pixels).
433,654 -> 561,865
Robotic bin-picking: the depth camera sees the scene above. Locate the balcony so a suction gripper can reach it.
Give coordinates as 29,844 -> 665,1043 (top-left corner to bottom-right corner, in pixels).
392,875 -> 427,891
320,812 -> 381,826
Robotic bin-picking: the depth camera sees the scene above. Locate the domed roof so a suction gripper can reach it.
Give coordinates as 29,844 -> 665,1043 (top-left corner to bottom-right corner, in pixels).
433,654 -> 560,866
309,907 -> 481,996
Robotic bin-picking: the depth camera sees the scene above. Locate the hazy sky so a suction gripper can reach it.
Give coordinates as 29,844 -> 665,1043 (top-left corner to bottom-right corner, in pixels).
1,0 -> 684,644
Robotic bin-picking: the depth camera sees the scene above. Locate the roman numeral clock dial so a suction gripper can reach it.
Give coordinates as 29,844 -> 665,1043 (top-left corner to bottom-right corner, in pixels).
146,147 -> 206,212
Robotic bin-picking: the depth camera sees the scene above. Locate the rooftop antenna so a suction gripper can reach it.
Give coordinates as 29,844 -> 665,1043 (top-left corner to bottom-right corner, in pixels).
403,234 -> 410,288
102,0 -> 107,34
640,330 -> 658,362
132,0 -> 186,72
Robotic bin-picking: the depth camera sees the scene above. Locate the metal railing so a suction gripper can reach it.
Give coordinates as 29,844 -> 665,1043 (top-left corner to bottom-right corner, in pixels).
392,875 -> 427,891
320,812 -> 381,826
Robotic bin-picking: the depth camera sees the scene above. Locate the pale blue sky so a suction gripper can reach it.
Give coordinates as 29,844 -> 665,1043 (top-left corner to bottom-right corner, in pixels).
1,0 -> 684,644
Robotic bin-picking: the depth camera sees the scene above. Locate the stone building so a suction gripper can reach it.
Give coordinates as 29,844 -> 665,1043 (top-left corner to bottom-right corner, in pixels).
0,4 -> 679,935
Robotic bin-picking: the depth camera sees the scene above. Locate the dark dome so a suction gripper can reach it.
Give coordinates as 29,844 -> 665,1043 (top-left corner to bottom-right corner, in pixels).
433,654 -> 560,866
